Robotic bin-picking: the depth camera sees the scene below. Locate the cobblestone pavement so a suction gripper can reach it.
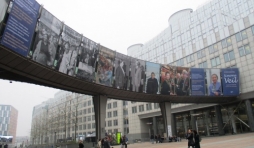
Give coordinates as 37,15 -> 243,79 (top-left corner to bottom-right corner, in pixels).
125,133 -> 254,148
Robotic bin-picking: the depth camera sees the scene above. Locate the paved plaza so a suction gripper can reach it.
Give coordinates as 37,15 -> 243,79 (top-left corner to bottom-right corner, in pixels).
126,133 -> 254,148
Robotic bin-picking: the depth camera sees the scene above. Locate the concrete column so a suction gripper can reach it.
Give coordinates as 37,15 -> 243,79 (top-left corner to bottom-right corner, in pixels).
228,108 -> 237,134
190,110 -> 196,130
93,95 -> 107,140
171,114 -> 177,136
159,102 -> 172,138
183,116 -> 188,133
215,105 -> 225,135
204,112 -> 210,136
245,99 -> 254,132
152,117 -> 157,135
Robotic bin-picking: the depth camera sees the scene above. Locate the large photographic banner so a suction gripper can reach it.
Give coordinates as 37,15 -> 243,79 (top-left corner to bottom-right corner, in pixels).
0,0 -> 10,23
31,8 -> 62,67
76,37 -> 99,82
55,25 -> 82,76
145,62 -> 160,94
114,52 -> 131,90
160,65 -> 173,95
206,69 -> 221,96
96,46 -> 115,87
175,66 -> 190,96
221,68 -> 239,96
130,58 -> 145,92
1,0 -> 40,56
190,68 -> 206,96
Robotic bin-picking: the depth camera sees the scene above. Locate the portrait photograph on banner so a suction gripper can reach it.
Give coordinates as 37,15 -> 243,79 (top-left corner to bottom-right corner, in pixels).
96,46 -> 115,87
76,37 -> 99,82
30,8 -> 62,67
206,68 -> 221,96
55,25 -> 82,76
145,62 -> 160,94
114,52 -> 131,90
175,66 -> 190,96
160,65 -> 175,95
130,58 -> 145,92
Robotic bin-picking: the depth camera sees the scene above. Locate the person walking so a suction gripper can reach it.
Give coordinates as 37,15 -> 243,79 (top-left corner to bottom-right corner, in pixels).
97,139 -> 101,148
150,134 -> 154,144
78,140 -> 84,148
193,130 -> 201,148
187,129 -> 195,148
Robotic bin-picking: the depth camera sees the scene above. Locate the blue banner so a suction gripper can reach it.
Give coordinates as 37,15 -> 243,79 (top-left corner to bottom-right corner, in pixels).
221,68 -> 239,96
1,0 -> 40,56
191,68 -> 205,96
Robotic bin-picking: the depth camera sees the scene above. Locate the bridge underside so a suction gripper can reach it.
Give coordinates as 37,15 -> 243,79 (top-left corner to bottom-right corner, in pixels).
0,46 -> 238,103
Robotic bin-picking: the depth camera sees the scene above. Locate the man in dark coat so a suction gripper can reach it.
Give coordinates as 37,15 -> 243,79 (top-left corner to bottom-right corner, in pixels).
103,137 -> 111,148
146,72 -> 158,94
161,72 -> 171,95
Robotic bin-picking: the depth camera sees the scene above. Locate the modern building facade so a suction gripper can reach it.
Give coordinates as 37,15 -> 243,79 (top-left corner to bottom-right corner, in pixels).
0,105 -> 18,143
127,0 -> 254,138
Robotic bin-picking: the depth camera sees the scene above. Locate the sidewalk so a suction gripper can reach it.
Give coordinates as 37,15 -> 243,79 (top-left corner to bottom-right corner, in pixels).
126,132 -> 254,148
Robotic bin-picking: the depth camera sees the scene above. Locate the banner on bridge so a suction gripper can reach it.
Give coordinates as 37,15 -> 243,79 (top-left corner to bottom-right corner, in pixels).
221,68 -> 239,96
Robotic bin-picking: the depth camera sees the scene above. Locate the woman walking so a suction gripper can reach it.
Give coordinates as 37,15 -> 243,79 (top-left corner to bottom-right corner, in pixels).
193,130 -> 201,148
186,129 -> 195,148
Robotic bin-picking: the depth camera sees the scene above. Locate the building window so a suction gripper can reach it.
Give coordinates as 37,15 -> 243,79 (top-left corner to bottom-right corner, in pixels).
108,120 -> 112,127
79,125 -> 82,130
113,120 -> 118,126
251,26 -> 254,35
210,56 -> 220,67
107,112 -> 112,118
236,30 -> 248,42
123,101 -> 128,106
186,54 -> 195,63
88,100 -> 91,106
113,110 -> 118,117
139,105 -> 144,112
83,124 -> 86,130
223,51 -> 235,62
146,103 -> 152,111
176,59 -> 184,66
197,49 -> 206,58
87,116 -> 91,121
114,129 -> 118,133
132,106 -> 137,113
92,115 -> 95,120
107,103 -> 111,109
83,109 -> 86,114
239,44 -> 251,56
88,108 -> 91,113
154,103 -> 159,109
124,118 -> 129,125
83,116 -> 86,122
92,123 -> 95,129
88,123 -> 91,129
221,37 -> 232,48
227,65 -> 237,68
208,44 -> 218,54
83,102 -> 86,107
123,109 -> 128,115
198,61 -> 207,68
113,102 -> 117,108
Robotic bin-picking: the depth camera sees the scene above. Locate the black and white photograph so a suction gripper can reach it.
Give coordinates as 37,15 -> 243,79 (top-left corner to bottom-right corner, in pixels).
30,8 -> 62,67
76,36 -> 99,82
95,46 -> 115,87
130,58 -> 146,92
55,24 -> 82,76
145,62 -> 160,94
113,52 -> 131,90
0,0 -> 10,23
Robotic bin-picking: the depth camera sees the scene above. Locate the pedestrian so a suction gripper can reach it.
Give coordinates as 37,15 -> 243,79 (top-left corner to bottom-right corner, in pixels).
120,136 -> 125,148
187,129 -> 194,148
150,134 -> 154,144
193,130 -> 201,148
103,137 -> 111,148
124,135 -> 128,148
155,134 -> 158,143
97,139 -> 101,148
101,138 -> 104,148
78,140 -> 84,148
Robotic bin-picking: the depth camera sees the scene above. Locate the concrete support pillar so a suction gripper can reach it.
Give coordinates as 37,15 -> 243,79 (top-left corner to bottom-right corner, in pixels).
93,95 -> 107,140
190,110 -> 197,131
228,108 -> 237,134
215,105 -> 225,135
183,116 -> 188,133
245,99 -> 254,132
171,114 -> 177,136
205,112 -> 210,136
159,102 -> 172,138
152,117 -> 157,135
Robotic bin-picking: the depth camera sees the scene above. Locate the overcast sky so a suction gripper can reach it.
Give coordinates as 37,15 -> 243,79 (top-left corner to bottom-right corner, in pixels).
0,0 -> 207,136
